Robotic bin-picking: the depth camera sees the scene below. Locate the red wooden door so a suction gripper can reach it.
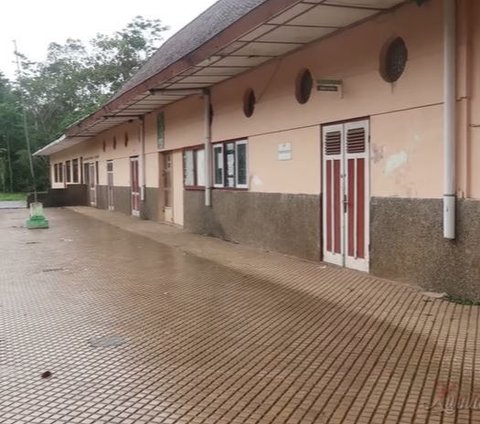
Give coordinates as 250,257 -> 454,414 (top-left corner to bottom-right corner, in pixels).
107,161 -> 114,211
322,120 -> 369,272
323,125 -> 344,266
130,157 -> 140,216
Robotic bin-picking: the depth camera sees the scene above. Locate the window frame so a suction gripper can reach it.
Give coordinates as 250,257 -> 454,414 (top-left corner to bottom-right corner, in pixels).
65,160 -> 71,183
235,140 -> 248,189
213,144 -> 224,188
72,158 -> 79,183
212,139 -> 248,190
183,145 -> 205,190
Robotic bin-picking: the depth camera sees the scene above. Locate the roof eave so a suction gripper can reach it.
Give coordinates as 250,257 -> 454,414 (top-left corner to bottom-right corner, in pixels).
65,0 -> 301,138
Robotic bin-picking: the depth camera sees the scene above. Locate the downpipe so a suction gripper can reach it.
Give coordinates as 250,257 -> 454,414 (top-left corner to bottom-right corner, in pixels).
139,116 -> 147,219
204,89 -> 212,207
443,0 -> 456,239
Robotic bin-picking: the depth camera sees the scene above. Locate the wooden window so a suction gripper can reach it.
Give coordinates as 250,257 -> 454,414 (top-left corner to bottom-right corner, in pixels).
183,147 -> 205,188
66,160 -> 71,182
213,144 -> 224,188
72,158 -> 79,183
235,141 -> 248,188
213,140 -> 248,189
157,112 -> 165,149
196,149 -> 205,187
54,163 -> 64,183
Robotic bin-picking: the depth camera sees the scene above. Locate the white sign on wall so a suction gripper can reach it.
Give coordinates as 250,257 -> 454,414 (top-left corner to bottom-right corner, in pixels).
278,143 -> 292,161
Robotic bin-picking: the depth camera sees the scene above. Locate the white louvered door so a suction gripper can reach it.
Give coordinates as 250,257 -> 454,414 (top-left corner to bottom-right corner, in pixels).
322,120 -> 370,272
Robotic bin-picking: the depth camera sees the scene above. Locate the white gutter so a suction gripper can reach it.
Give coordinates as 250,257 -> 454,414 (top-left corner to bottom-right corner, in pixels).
139,117 -> 146,211
443,0 -> 456,239
204,89 -> 212,207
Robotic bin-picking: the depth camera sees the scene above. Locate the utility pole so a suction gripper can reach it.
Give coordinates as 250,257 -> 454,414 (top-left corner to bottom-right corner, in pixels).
4,135 -> 13,193
13,40 -> 37,203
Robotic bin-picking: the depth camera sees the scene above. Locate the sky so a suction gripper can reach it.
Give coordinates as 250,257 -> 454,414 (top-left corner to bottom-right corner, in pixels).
0,0 -> 218,79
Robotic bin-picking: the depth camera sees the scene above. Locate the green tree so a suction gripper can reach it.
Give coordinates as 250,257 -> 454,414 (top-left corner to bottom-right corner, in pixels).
89,16 -> 168,94
1,16 -> 167,193
0,73 -> 22,192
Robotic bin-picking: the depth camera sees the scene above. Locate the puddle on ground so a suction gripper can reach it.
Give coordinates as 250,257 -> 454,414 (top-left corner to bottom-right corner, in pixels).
42,268 -> 65,273
88,335 -> 126,348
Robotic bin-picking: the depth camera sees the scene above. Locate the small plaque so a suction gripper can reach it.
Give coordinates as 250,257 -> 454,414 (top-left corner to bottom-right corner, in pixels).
278,143 -> 292,161
317,79 -> 343,95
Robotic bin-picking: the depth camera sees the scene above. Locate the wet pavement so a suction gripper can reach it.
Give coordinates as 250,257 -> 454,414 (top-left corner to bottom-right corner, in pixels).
0,207 -> 479,424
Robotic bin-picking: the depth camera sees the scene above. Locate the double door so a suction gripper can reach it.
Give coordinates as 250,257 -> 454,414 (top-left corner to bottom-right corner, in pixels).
322,120 -> 369,272
161,153 -> 174,223
107,161 -> 114,211
84,162 -> 97,207
130,157 -> 140,217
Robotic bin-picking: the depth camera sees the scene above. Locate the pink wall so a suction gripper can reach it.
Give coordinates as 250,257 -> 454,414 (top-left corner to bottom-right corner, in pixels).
210,0 -> 445,198
50,0 -> 480,210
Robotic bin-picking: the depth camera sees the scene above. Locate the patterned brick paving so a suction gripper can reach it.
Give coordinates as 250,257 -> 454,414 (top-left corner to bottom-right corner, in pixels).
0,207 -> 479,423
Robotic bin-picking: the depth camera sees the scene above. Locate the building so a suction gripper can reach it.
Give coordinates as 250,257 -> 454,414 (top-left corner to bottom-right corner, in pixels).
35,0 -> 480,300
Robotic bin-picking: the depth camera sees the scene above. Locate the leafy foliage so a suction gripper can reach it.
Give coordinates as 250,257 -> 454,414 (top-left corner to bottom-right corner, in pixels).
0,16 -> 167,192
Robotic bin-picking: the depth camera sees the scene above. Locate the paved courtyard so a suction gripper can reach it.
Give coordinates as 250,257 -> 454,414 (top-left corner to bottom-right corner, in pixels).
0,207 -> 479,424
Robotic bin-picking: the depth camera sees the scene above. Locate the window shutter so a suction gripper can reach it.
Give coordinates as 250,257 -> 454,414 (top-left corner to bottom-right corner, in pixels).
346,127 -> 366,154
325,131 -> 341,155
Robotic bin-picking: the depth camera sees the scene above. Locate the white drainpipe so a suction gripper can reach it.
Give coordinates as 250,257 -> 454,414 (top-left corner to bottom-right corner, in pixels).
204,89 -> 212,207
139,117 -> 146,207
443,0 -> 456,239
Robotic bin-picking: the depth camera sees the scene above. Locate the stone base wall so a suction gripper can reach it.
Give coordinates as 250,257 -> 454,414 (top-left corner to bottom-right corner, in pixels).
29,185 -> 88,207
112,187 -> 132,216
94,186 -> 158,219
143,188 -> 159,221
371,197 -> 480,301
184,190 -> 321,261
95,185 -> 108,210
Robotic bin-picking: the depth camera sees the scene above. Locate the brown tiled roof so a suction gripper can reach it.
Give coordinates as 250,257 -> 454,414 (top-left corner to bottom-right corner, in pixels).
112,0 -> 269,100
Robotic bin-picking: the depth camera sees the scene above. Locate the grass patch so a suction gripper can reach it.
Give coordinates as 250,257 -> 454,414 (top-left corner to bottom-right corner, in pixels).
0,192 -> 27,201
446,294 -> 480,306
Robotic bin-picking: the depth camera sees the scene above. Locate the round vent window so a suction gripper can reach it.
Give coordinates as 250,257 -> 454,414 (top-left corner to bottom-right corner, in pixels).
295,69 -> 313,104
380,37 -> 408,83
243,89 -> 256,118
